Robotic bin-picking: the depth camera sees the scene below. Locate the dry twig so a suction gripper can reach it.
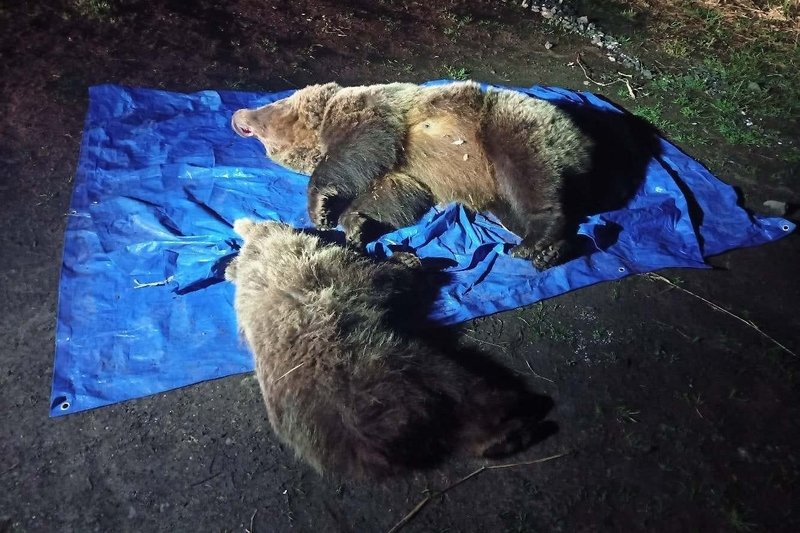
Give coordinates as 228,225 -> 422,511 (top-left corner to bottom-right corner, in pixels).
524,357 -> 555,383
463,333 -> 508,352
386,452 -> 568,533
574,54 -> 639,98
245,509 -> 258,533
645,273 -> 796,357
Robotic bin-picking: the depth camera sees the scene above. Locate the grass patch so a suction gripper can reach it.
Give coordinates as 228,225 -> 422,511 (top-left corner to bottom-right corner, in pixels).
639,50 -> 795,149
260,38 -> 278,54
443,65 -> 470,81
726,505 -> 757,532
611,1 -> 799,160
73,0 -> 111,21
442,11 -> 473,39
630,102 -> 705,145
385,59 -> 415,75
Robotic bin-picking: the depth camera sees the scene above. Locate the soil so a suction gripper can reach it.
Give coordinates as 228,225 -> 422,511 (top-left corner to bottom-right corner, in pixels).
1,1 -> 798,531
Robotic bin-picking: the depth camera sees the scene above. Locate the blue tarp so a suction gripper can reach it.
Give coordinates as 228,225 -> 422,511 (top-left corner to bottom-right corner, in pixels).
51,82 -> 794,416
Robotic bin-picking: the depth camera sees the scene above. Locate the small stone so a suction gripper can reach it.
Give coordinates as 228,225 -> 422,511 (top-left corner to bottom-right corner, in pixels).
608,55 -> 616,62
747,81 -> 761,92
463,153 -> 469,161
737,447 -> 751,460
541,8 -> 553,18
544,41 -> 554,50
225,437 -> 233,445
583,80 -> 590,86
577,16 -> 589,24
532,5 -> 540,12
763,200 -> 788,216
641,69 -> 654,79
521,0 -> 529,7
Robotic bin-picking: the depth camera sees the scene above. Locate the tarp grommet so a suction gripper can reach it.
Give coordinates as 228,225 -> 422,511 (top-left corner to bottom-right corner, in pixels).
59,401 -> 70,411
618,267 -> 626,273
782,224 -> 791,231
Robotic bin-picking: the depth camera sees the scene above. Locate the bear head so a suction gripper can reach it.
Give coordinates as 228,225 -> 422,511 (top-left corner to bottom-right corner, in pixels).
225,218 -> 282,283
225,219 -> 327,285
231,83 -> 341,174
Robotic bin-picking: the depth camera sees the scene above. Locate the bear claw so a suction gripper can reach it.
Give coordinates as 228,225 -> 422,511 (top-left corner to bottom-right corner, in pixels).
341,211 -> 395,250
310,191 -> 335,229
389,252 -> 422,270
510,239 -> 566,270
340,211 -> 369,249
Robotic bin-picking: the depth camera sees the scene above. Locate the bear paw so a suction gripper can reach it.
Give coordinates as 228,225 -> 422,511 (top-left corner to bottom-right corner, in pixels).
340,211 -> 394,250
309,188 -> 336,230
510,239 -> 567,270
389,252 -> 422,270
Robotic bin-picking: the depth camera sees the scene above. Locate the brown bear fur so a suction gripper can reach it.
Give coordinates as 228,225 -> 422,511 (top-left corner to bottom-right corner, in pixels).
225,220 -> 553,479
231,82 -> 652,269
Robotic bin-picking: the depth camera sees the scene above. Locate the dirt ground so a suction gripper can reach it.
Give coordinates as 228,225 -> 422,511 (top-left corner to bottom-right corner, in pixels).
1,1 -> 799,531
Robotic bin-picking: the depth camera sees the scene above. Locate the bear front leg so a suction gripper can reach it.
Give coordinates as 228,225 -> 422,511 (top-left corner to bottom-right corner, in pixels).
307,184 -> 348,230
307,97 -> 405,229
339,172 -> 434,249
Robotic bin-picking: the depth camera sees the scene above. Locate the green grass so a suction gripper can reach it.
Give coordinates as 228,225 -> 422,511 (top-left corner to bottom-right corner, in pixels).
442,11 -> 473,39
443,65 -> 470,81
385,59 -> 414,75
520,303 -> 575,344
616,405 -> 640,424
260,38 -> 278,54
726,506 -> 757,532
613,2 -> 799,160
620,7 -> 638,21
73,0 -> 111,21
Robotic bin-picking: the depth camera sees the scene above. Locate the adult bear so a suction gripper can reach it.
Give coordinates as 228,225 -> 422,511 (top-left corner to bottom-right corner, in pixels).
231,81 -> 655,269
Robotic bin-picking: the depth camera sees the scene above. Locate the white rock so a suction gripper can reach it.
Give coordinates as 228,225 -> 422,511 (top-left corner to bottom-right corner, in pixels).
763,200 -> 788,216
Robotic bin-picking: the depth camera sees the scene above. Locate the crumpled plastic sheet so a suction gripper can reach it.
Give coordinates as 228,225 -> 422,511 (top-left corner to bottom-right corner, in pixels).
51,81 -> 795,416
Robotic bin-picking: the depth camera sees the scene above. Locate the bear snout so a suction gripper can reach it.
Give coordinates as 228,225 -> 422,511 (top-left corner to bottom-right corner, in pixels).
231,110 -> 254,137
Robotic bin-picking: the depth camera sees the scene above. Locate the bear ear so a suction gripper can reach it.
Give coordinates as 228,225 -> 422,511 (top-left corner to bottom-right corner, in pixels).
224,256 -> 239,282
233,218 -> 258,240
295,82 -> 341,129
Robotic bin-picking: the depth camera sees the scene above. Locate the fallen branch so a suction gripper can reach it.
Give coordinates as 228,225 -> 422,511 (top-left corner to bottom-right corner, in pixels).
463,333 -> 508,352
245,509 -> 258,533
524,357 -> 555,383
386,452 -> 568,533
644,273 -> 796,358
574,54 -> 638,99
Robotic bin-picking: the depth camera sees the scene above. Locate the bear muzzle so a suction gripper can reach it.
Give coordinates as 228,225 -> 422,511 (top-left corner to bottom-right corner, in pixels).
231,110 -> 254,137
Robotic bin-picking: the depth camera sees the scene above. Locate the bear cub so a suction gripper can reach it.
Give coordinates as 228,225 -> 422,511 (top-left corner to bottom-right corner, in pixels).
225,220 -> 552,479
